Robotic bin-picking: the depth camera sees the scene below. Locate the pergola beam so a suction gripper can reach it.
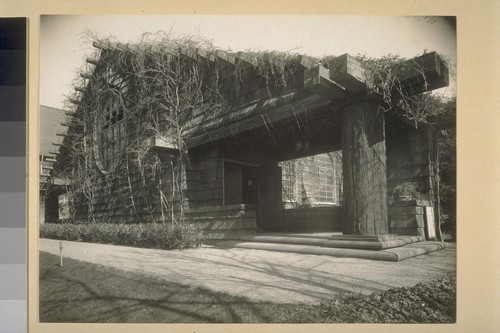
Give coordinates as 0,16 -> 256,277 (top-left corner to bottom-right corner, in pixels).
390,51 -> 449,96
328,54 -> 369,94
303,65 -> 347,99
327,52 -> 449,97
186,91 -> 332,148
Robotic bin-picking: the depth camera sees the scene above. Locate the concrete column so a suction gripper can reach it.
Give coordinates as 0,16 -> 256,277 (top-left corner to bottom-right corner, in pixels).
341,99 -> 388,235
44,191 -> 60,224
257,162 -> 283,231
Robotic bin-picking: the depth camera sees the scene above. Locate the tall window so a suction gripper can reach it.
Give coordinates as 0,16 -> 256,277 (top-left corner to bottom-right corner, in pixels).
281,160 -> 296,203
315,156 -> 335,203
94,65 -> 129,174
280,152 -> 342,207
98,97 -> 126,172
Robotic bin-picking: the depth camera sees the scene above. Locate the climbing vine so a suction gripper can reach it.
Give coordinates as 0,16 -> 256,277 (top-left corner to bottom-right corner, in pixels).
55,33 -> 230,224
355,53 -> 455,126
52,32 -> 455,227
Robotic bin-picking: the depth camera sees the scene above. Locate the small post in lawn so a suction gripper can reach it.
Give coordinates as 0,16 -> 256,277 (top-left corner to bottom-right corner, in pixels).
59,242 -> 64,267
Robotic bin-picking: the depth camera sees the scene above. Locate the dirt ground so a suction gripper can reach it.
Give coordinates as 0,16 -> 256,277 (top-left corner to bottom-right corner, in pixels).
39,238 -> 456,304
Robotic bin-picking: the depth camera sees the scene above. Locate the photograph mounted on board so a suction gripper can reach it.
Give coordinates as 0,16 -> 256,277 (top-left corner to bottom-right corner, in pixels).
39,15 -> 456,323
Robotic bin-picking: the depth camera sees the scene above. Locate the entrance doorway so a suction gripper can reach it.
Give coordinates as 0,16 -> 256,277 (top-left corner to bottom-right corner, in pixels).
223,160 -> 259,205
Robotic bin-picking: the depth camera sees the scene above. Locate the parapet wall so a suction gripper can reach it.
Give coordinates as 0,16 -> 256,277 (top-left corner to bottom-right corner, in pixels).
282,206 -> 342,232
185,204 -> 257,240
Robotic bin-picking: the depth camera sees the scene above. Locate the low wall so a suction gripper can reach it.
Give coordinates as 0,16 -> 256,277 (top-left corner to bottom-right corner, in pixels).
282,206 -> 342,232
390,200 -> 435,239
185,204 -> 257,240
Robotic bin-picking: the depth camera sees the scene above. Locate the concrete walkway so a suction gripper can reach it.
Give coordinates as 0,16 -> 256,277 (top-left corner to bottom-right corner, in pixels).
40,238 -> 456,305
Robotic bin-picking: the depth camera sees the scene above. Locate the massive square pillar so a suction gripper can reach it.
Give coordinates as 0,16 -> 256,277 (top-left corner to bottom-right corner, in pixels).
258,162 -> 283,231
341,99 -> 388,235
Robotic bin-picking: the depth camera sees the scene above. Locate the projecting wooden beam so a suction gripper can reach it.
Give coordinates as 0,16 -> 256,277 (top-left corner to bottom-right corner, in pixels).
64,111 -> 76,117
148,135 -> 179,154
115,42 -> 130,51
75,86 -> 86,93
92,41 -> 108,50
327,52 -> 449,97
196,48 -> 216,62
328,54 -> 369,94
303,65 -> 346,99
56,133 -> 66,137
235,52 -> 258,67
390,51 -> 449,96
178,47 -> 199,61
86,58 -> 100,66
80,73 -> 92,80
214,50 -> 237,65
52,178 -> 71,186
294,54 -> 318,69
69,98 -> 81,105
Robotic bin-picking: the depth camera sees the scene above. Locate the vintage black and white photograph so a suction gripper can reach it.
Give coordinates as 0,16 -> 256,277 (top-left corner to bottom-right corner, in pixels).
39,15 -> 457,323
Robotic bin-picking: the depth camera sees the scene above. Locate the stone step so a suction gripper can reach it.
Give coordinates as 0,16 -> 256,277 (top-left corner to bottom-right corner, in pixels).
238,234 -> 423,250
215,240 -> 446,262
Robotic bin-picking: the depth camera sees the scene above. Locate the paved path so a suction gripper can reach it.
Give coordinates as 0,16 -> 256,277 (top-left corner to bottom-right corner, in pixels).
40,238 -> 456,304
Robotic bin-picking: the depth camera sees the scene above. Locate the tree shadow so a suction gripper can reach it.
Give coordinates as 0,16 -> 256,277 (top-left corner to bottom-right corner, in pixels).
39,240 -> 456,323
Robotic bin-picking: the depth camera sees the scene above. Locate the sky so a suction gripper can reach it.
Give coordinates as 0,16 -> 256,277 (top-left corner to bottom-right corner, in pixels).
40,15 -> 456,109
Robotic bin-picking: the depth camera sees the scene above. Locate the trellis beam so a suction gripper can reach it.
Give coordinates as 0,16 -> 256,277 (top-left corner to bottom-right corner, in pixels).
390,51 -> 449,96
303,65 -> 347,99
86,58 -> 100,66
327,52 -> 449,97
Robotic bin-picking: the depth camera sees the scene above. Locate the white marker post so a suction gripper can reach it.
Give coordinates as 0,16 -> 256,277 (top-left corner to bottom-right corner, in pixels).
59,242 -> 64,267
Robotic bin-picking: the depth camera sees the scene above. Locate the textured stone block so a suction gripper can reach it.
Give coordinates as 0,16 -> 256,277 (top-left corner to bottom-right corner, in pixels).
390,227 -> 425,237
390,214 -> 425,228
390,206 -> 424,215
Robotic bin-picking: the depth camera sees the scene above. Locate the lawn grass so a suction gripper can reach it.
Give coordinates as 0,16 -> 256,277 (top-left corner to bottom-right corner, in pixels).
40,251 -> 289,323
39,251 -> 455,323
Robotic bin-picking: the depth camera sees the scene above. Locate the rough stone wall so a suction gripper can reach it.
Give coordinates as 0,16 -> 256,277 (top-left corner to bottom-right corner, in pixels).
71,152 -> 185,224
386,126 -> 437,238
185,204 -> 257,240
283,206 -> 342,232
386,126 -> 436,203
185,146 -> 224,208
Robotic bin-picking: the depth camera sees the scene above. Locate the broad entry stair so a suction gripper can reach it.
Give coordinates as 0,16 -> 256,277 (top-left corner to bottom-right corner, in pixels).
215,232 -> 446,262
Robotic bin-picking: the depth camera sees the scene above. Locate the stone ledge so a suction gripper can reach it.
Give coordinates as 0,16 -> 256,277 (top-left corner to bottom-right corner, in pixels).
238,234 -> 423,250
215,240 -> 446,262
185,204 -> 256,214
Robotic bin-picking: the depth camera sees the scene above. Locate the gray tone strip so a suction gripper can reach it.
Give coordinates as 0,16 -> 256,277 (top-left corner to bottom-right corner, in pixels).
0,228 -> 25,264
0,156 -> 25,192
0,50 -> 26,85
0,86 -> 26,121
0,264 -> 25,299
0,122 -> 25,156
0,300 -> 26,333
0,192 -> 25,228
0,18 -> 26,50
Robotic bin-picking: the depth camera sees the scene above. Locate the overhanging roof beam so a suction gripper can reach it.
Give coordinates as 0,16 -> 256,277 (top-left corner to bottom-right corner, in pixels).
327,52 -> 449,97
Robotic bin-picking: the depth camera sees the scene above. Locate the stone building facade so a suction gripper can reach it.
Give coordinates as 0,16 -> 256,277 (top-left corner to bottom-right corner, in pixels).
45,39 -> 451,239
